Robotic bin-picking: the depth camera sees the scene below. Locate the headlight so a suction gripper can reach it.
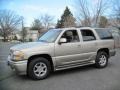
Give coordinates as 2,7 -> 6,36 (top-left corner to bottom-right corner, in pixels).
12,51 -> 24,61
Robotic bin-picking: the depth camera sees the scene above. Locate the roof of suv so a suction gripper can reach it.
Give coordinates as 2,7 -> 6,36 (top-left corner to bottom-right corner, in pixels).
54,27 -> 110,31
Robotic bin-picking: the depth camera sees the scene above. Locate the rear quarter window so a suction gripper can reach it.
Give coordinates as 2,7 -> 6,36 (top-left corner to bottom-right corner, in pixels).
95,29 -> 113,40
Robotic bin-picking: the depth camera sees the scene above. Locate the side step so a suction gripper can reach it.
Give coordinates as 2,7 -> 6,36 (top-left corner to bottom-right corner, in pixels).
55,60 -> 95,71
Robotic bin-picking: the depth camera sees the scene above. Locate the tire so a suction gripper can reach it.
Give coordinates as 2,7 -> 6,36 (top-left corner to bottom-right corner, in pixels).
95,51 -> 108,68
27,57 -> 51,80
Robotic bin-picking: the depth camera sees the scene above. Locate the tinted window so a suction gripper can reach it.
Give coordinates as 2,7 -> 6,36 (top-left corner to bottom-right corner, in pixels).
81,29 -> 96,41
95,29 -> 113,39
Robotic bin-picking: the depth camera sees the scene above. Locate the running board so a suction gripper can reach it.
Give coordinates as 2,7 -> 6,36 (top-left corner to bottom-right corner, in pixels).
55,60 -> 95,71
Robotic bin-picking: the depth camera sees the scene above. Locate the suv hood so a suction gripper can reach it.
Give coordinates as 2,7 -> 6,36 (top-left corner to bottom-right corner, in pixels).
10,42 -> 48,51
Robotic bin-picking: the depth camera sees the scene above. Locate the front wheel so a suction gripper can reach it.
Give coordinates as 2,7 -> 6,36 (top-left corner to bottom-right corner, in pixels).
95,51 -> 108,68
27,57 -> 51,80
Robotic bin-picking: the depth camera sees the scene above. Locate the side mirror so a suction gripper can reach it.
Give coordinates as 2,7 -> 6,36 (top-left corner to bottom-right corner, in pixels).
59,38 -> 67,44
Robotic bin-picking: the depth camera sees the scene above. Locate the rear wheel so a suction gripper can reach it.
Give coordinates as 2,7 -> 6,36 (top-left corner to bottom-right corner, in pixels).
95,51 -> 108,68
28,57 -> 51,80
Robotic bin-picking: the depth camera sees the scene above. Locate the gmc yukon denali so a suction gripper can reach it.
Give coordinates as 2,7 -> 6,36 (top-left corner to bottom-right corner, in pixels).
7,27 -> 116,80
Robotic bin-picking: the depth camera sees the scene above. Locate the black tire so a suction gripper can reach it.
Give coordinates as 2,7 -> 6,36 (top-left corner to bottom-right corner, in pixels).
95,51 -> 108,68
27,57 -> 51,80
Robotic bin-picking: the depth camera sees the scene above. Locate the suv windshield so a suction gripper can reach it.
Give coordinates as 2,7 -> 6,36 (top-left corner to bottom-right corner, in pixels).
38,29 -> 62,43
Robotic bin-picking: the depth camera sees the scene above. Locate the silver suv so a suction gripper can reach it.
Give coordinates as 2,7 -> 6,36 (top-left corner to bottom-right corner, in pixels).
8,27 -> 116,80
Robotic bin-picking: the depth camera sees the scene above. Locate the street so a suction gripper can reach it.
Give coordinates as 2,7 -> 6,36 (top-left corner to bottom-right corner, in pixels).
0,42 -> 120,90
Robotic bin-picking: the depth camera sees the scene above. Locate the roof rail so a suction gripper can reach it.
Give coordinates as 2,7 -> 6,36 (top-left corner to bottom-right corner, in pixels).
75,26 -> 92,28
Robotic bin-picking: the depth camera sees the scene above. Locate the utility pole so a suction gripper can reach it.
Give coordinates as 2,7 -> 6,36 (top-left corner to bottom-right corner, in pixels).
22,18 -> 24,42
21,17 -> 25,42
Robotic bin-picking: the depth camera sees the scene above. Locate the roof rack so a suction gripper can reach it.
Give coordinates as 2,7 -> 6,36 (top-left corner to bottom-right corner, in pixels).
75,26 -> 91,28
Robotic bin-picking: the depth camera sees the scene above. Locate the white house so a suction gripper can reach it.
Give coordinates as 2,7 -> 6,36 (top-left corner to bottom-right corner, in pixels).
23,27 -> 39,41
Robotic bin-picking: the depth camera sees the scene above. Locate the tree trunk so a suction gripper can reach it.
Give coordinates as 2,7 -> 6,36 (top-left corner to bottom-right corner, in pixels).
3,32 -> 6,42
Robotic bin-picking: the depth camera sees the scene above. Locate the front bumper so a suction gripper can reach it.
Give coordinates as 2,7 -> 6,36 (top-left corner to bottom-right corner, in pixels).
7,56 -> 27,75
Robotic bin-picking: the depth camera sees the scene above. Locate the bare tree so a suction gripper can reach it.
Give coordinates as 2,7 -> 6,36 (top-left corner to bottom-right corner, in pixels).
75,0 -> 110,27
112,0 -> 120,27
41,14 -> 54,30
0,10 -> 22,41
93,0 -> 110,26
76,0 -> 91,26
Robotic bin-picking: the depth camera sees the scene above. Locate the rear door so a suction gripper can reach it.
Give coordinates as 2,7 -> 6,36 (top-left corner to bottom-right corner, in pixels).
79,29 -> 98,60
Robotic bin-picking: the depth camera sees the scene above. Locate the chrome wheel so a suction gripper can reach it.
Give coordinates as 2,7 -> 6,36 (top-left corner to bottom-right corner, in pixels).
33,62 -> 47,77
95,51 -> 108,68
99,55 -> 107,66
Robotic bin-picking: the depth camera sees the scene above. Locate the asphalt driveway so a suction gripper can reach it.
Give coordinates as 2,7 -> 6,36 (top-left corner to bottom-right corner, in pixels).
0,42 -> 120,90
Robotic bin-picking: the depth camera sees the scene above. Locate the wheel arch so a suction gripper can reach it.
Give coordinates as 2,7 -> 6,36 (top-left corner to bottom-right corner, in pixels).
27,54 -> 54,72
97,48 -> 109,57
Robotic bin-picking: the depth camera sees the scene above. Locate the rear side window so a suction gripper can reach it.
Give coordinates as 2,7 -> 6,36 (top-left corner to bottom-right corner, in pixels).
81,29 -> 96,41
95,29 -> 113,39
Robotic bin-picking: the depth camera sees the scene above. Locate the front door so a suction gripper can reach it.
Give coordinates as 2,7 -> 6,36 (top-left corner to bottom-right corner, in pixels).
54,30 -> 82,67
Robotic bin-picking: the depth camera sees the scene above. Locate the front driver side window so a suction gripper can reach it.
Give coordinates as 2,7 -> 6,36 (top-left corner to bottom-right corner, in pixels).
61,30 -> 79,43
